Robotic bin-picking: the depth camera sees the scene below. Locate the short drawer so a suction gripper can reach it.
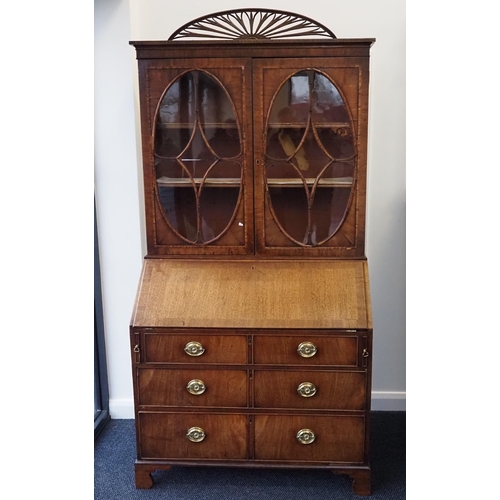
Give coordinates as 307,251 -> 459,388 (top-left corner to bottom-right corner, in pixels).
254,414 -> 365,463
138,368 -> 248,407
142,333 -> 248,364
254,370 -> 366,410
253,335 -> 358,366
139,412 -> 248,460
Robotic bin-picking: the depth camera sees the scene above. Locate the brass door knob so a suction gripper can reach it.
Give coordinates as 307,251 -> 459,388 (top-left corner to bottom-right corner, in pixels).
297,382 -> 317,397
186,427 -> 206,442
297,341 -> 317,358
186,379 -> 206,395
184,341 -> 205,357
296,428 -> 316,444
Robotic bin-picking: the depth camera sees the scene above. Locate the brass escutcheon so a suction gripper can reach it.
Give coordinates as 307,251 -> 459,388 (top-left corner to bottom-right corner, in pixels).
186,379 -> 206,395
297,382 -> 317,398
297,341 -> 317,358
362,348 -> 369,358
296,428 -> 316,444
184,341 -> 205,357
186,427 -> 205,442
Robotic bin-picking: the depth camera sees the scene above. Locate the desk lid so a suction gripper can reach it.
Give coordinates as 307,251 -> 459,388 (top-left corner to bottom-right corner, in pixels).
131,259 -> 372,330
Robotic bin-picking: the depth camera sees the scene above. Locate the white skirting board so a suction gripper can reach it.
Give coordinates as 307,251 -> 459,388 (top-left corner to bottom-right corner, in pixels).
109,399 -> 135,419
371,391 -> 406,411
109,392 -> 406,419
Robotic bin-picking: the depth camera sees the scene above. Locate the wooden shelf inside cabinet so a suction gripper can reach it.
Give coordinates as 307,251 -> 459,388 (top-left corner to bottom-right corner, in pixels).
268,122 -> 351,131
156,122 -> 238,129
267,177 -> 353,188
156,177 -> 353,188
157,177 -> 241,188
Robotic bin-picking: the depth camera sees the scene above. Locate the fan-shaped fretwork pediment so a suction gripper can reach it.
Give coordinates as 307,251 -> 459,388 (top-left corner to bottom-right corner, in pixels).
169,9 -> 336,41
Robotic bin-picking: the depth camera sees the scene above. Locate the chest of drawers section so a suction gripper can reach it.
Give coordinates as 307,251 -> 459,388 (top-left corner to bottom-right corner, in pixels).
130,327 -> 372,489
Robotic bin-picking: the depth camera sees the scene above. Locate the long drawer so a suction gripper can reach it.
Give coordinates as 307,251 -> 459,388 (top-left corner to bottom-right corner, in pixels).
138,368 -> 248,407
139,412 -> 248,460
254,370 -> 366,410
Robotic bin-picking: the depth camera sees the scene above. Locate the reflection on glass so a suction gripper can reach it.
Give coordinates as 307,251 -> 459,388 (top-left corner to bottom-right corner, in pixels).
157,186 -> 198,241
265,70 -> 356,246
154,70 -> 243,244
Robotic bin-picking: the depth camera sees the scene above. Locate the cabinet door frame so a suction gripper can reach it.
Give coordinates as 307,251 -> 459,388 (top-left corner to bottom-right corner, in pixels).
253,57 -> 370,258
137,57 -> 254,256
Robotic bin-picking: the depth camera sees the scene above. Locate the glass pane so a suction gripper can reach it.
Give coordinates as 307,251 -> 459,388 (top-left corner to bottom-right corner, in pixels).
311,73 -> 350,123
159,73 -> 195,125
267,162 -> 308,243
267,126 -> 310,165
316,161 -> 355,185
310,188 -> 351,244
203,123 -> 240,158
316,127 -> 355,160
179,128 -> 217,179
154,70 -> 243,244
158,185 -> 198,242
268,76 -> 308,126
268,186 -> 309,244
265,70 -> 355,246
200,160 -> 242,241
155,73 -> 195,157
199,187 -> 240,242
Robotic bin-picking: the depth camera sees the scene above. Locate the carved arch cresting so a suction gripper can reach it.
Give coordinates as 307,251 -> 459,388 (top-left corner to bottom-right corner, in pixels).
169,9 -> 336,41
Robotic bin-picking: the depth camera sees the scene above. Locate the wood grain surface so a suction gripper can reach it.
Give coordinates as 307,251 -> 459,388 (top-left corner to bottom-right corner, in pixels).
131,259 -> 371,329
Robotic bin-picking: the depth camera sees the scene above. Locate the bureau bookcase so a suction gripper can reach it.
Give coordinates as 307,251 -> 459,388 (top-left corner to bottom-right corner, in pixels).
129,9 -> 375,495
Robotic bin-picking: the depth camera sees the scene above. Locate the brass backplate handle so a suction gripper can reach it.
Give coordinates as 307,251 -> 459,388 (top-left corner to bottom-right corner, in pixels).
184,341 -> 205,357
296,428 -> 316,444
186,427 -> 206,442
362,348 -> 369,358
297,341 -> 317,358
186,379 -> 206,395
297,382 -> 317,397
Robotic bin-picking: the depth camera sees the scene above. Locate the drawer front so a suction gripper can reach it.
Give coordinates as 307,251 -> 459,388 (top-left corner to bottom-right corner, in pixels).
253,335 -> 358,366
139,412 -> 248,460
254,370 -> 366,410
254,415 -> 365,463
143,334 -> 248,364
138,368 -> 248,407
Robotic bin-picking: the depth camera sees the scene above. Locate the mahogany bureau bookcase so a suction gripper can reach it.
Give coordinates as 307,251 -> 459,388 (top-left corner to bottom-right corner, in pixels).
129,9 -> 375,495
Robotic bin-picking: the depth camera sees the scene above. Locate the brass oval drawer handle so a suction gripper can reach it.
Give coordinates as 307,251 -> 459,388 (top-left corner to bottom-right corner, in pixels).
296,428 -> 316,445
297,341 -> 317,358
186,379 -> 206,395
297,382 -> 317,398
184,341 -> 205,357
186,426 -> 206,442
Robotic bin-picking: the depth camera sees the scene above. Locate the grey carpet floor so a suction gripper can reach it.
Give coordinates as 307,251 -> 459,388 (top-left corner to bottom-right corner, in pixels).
94,411 -> 405,499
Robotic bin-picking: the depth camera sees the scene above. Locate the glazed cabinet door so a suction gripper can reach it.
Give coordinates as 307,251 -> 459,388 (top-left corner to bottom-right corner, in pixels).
137,58 -> 254,255
253,58 -> 370,257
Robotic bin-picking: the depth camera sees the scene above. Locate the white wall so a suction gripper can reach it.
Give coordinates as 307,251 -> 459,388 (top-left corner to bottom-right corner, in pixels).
95,0 -> 406,418
95,0 -> 143,418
